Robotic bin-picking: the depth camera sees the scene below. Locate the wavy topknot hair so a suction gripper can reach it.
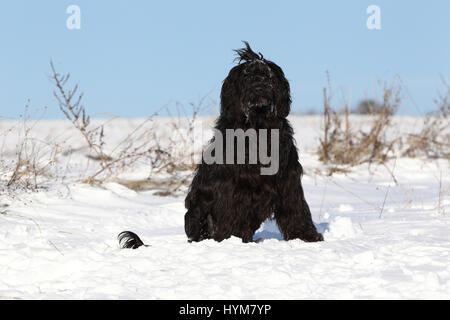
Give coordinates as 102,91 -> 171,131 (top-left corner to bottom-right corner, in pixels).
234,41 -> 265,63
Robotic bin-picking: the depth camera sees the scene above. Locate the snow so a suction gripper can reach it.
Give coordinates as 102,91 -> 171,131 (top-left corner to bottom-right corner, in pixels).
0,116 -> 449,299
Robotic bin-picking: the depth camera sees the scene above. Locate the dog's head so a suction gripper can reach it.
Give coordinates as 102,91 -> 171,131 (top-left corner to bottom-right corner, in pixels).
220,42 -> 291,122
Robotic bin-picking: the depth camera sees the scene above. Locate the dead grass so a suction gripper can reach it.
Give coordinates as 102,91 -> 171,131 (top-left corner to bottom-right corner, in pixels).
0,104 -> 62,192
401,78 -> 450,159
318,77 -> 401,171
49,63 -> 206,196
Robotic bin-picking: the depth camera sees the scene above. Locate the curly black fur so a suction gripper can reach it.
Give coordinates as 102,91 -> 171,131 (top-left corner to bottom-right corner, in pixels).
118,231 -> 148,249
184,42 -> 323,243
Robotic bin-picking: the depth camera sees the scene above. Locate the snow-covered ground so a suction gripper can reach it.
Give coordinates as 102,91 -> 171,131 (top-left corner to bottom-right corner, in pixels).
0,116 -> 449,299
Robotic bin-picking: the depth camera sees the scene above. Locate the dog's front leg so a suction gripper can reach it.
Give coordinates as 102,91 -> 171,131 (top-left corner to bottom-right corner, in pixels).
184,208 -> 212,242
275,152 -> 323,242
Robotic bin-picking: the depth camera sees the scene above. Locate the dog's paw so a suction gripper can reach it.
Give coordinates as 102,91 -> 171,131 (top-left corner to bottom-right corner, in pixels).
296,231 -> 324,242
187,237 -> 196,243
306,232 -> 324,242
315,233 -> 324,242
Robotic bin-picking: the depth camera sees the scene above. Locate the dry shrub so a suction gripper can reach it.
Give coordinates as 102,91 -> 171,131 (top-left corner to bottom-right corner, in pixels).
318,78 -> 402,168
402,79 -> 450,159
116,100 -> 214,196
0,105 -> 61,192
50,63 -> 207,196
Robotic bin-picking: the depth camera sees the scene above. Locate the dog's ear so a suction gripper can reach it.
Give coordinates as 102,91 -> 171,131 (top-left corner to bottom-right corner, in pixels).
267,62 -> 291,118
220,66 -> 243,121
277,79 -> 291,118
234,41 -> 263,63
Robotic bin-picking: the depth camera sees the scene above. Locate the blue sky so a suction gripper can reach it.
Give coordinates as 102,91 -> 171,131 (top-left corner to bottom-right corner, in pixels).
0,1 -> 449,119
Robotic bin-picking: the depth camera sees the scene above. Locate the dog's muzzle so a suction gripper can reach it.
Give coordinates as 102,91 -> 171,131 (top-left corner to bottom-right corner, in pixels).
243,89 -> 276,120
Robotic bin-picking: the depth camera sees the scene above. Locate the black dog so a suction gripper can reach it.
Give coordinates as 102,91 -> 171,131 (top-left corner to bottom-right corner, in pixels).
118,42 -> 322,249
184,42 -> 323,243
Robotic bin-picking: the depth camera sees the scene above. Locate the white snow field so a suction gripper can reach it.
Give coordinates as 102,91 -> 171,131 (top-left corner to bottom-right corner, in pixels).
0,116 -> 449,299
